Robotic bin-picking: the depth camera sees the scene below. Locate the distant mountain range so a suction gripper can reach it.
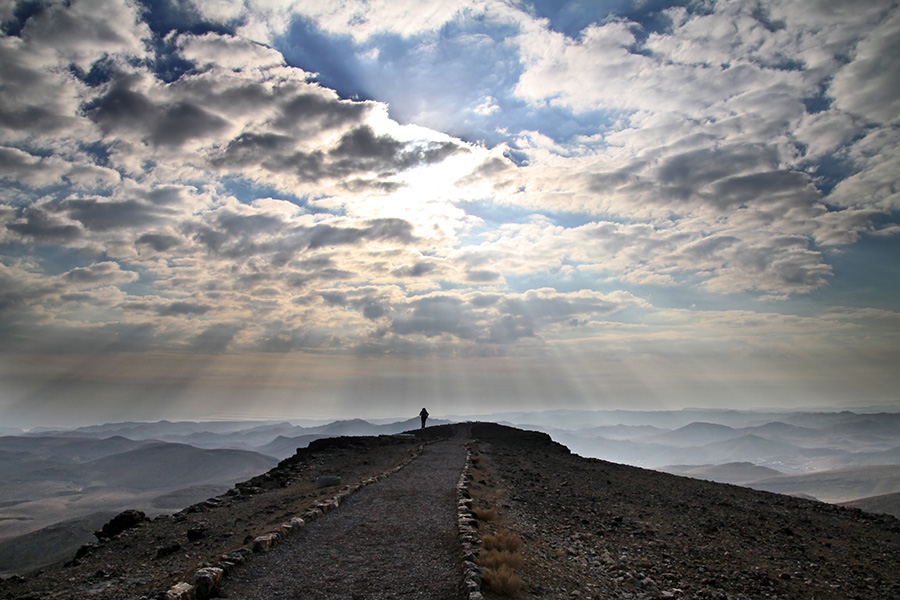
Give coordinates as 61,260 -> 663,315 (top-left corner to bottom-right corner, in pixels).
0,416 -> 448,558
23,417 -> 449,456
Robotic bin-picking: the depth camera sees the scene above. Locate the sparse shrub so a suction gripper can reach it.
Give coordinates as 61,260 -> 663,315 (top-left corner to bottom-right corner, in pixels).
483,531 -> 523,553
471,455 -> 484,465
474,507 -> 498,521
482,564 -> 523,595
476,549 -> 523,570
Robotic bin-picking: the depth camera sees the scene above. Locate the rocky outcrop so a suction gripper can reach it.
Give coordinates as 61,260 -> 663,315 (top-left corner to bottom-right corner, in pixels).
94,509 -> 149,540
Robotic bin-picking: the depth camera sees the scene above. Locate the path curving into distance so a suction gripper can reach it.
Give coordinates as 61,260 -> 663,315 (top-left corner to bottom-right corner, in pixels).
220,437 -> 469,599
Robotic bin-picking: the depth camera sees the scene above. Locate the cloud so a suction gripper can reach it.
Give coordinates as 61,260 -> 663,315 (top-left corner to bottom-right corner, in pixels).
6,204 -> 83,244
136,232 -> 182,252
157,301 -> 212,316
830,8 -> 900,125
0,146 -> 71,187
0,0 -> 897,379
86,74 -> 230,147
63,261 -> 138,286
827,127 -> 900,212
338,287 -> 648,352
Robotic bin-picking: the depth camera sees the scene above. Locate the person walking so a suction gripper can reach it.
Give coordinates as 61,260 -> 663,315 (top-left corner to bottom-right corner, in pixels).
419,407 -> 429,429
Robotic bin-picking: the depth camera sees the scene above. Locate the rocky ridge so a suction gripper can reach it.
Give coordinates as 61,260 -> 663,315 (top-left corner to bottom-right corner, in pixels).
467,422 -> 900,599
1,423 -> 899,599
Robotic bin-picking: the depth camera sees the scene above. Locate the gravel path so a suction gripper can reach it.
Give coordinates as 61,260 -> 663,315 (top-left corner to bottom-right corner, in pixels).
220,438 -> 468,599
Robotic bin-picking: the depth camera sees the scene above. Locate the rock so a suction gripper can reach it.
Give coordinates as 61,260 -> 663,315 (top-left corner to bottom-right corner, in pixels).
74,542 -> 99,559
252,533 -> 279,553
192,567 -> 224,599
186,527 -> 206,542
156,543 -> 182,559
159,581 -> 195,599
95,509 -> 149,540
317,475 -> 342,488
290,517 -> 306,528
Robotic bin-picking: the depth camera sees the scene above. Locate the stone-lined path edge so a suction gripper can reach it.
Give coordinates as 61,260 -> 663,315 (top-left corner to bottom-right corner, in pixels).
457,440 -> 485,600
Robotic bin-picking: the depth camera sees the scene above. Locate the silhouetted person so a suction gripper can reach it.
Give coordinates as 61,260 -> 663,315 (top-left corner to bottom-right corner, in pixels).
419,407 -> 429,429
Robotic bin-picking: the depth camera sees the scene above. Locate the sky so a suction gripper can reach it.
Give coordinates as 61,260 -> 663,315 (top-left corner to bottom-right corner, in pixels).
1,0 -> 899,429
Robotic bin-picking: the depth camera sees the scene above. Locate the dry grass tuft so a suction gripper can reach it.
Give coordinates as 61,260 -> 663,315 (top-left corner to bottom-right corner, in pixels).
476,549 -> 523,570
482,564 -> 523,595
471,455 -> 484,465
474,507 -> 498,521
483,531 -> 523,553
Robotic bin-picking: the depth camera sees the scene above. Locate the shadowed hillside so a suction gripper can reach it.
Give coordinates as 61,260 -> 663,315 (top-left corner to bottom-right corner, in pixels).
467,422 -> 900,599
842,491 -> 900,519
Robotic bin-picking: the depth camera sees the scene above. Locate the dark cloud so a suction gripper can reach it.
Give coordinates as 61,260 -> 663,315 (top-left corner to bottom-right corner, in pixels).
709,171 -> 817,208
63,261 -> 137,285
484,315 -> 534,344
214,123 -> 463,186
190,323 -> 242,352
362,303 -> 385,320
136,232 -> 181,251
470,294 -> 502,308
274,92 -> 370,131
362,288 -> 639,350
215,132 -> 295,166
61,197 -> 166,231
148,100 -> 229,146
87,77 -> 229,147
6,206 -> 82,243
305,218 -> 416,249
182,206 -> 416,264
0,101 -> 70,135
330,125 -> 401,161
390,295 -> 474,339
466,269 -> 501,283
143,185 -> 194,206
501,293 -> 620,326
656,145 -> 779,188
156,301 -> 211,316
679,235 -> 740,260
0,267 -> 54,314
320,291 -> 347,306
86,76 -> 156,131
392,260 -> 438,278
0,147 -> 67,188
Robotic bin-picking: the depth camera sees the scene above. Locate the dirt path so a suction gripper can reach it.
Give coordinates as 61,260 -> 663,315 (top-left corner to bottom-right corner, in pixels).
220,437 -> 468,599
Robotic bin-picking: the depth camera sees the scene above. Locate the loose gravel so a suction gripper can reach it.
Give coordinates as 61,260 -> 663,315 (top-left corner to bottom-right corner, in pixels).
220,439 -> 468,599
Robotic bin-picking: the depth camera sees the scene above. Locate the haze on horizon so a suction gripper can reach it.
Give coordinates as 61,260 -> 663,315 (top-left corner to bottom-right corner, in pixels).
1,0 -> 899,430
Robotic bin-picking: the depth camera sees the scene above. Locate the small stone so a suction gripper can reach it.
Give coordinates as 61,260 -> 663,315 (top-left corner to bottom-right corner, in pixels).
156,543 -> 182,559
186,528 -> 206,542
290,517 -> 306,528
161,581 -> 195,600
252,533 -> 279,553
